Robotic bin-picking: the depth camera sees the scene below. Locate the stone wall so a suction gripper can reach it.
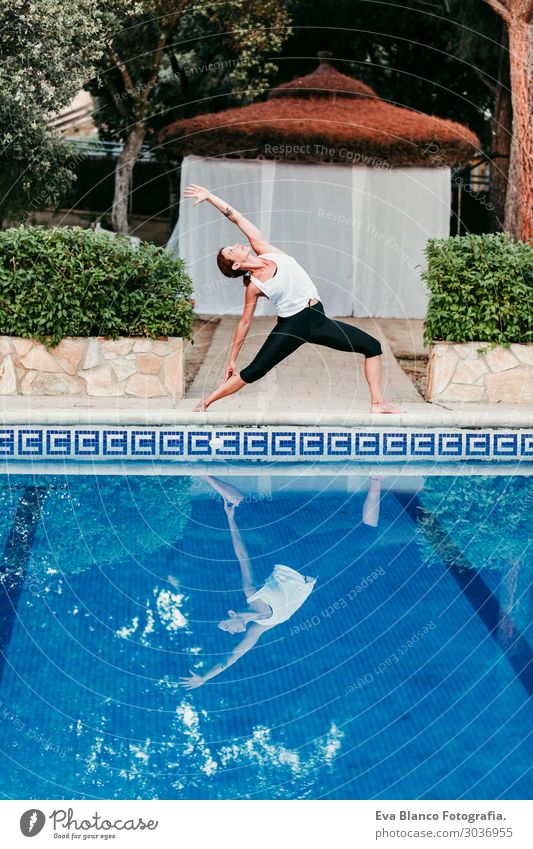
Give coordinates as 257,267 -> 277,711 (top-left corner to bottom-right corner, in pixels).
0,336 -> 184,398
427,342 -> 533,403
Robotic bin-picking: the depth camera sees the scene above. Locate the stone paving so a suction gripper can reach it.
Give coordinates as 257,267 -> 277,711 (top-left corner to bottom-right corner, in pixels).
186,315 -> 422,414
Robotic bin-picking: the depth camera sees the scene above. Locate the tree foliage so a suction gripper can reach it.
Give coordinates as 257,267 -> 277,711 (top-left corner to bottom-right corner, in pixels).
0,99 -> 77,225
86,0 -> 291,232
0,0 -> 104,113
276,0 -> 504,147
0,0 -> 105,223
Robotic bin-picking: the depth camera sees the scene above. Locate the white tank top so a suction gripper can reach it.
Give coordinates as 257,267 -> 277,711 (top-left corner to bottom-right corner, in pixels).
247,565 -> 316,629
250,253 -> 320,318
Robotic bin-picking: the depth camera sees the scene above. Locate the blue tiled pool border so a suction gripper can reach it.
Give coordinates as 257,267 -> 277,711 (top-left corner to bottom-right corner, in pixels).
1,425 -> 532,462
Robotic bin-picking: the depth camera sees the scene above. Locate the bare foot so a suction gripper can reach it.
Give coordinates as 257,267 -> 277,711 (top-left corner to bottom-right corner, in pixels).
192,399 -> 209,412
370,400 -> 406,414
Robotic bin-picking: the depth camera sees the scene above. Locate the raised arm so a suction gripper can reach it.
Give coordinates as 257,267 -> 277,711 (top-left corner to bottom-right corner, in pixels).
183,184 -> 284,255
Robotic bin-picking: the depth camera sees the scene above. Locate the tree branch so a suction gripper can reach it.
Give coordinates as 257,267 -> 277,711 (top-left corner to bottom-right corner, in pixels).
101,73 -> 129,119
106,39 -> 135,97
144,31 -> 170,94
141,11 -> 182,100
169,52 -> 189,90
473,64 -> 499,94
485,0 -> 512,24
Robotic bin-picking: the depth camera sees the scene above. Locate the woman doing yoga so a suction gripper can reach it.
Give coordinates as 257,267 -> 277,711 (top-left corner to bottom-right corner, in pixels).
184,184 -> 405,414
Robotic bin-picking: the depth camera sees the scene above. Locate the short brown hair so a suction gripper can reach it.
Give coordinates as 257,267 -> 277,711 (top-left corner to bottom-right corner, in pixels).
217,248 -> 251,285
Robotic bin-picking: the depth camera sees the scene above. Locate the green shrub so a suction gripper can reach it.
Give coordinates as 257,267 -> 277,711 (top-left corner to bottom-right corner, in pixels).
422,233 -> 532,347
0,225 -> 195,349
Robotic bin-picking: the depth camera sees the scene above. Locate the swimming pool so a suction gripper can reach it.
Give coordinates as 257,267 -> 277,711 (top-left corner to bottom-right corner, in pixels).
0,468 -> 531,800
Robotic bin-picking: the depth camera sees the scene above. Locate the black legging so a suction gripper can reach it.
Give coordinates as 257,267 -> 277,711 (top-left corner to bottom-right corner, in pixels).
240,301 -> 382,384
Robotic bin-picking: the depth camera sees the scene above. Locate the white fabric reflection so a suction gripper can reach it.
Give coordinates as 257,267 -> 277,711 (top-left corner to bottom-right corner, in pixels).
168,155 -> 450,318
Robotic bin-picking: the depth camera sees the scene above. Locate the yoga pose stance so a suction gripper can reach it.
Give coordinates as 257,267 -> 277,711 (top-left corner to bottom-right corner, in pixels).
184,184 -> 405,414
179,476 -> 316,690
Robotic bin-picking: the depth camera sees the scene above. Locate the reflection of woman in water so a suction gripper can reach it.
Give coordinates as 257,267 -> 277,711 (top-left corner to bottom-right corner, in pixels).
362,475 -> 384,527
179,476 -> 316,690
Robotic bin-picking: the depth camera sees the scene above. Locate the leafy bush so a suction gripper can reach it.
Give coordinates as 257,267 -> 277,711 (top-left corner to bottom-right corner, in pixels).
0,225 -> 195,348
422,233 -> 532,347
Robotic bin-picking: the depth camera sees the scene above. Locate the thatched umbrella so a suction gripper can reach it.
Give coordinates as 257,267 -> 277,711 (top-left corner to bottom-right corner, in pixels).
159,52 -> 479,167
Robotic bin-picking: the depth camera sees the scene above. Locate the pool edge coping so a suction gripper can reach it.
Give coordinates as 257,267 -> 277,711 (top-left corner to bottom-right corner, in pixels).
2,410 -> 533,428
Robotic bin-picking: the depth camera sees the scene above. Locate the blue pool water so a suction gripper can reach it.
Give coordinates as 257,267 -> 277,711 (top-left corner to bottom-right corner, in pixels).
0,469 -> 531,800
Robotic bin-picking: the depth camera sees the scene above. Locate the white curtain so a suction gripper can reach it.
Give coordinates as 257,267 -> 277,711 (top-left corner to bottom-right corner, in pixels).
169,155 -> 450,317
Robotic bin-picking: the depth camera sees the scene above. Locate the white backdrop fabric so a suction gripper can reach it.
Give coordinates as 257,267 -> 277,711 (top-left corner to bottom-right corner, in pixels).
168,155 -> 450,318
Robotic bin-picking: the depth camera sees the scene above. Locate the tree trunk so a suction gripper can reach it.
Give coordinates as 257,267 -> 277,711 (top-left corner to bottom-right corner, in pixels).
505,18 -> 533,242
488,84 -> 512,231
111,122 -> 146,235
487,22 -> 512,232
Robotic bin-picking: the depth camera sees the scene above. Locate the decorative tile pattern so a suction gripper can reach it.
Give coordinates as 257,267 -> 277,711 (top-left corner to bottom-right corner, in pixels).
327,432 -> 351,456
243,431 -> 268,456
299,432 -> 324,455
0,426 -> 531,462
383,433 -> 408,456
354,433 -> 380,456
410,433 -> 435,456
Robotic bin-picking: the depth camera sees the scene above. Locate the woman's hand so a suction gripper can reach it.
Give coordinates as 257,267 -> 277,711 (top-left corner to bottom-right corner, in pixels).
225,360 -> 237,381
178,670 -> 205,690
183,184 -> 211,206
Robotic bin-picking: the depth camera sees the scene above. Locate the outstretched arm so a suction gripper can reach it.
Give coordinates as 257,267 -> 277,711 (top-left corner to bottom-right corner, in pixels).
179,625 -> 263,689
183,184 -> 285,255
224,282 -> 261,380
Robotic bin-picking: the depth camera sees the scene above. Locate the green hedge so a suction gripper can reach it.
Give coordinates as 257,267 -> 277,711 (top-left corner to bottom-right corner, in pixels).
422,233 -> 532,347
0,225 -> 195,349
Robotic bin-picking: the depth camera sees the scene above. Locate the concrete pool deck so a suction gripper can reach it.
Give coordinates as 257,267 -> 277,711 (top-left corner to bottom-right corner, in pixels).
1,316 -> 532,427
